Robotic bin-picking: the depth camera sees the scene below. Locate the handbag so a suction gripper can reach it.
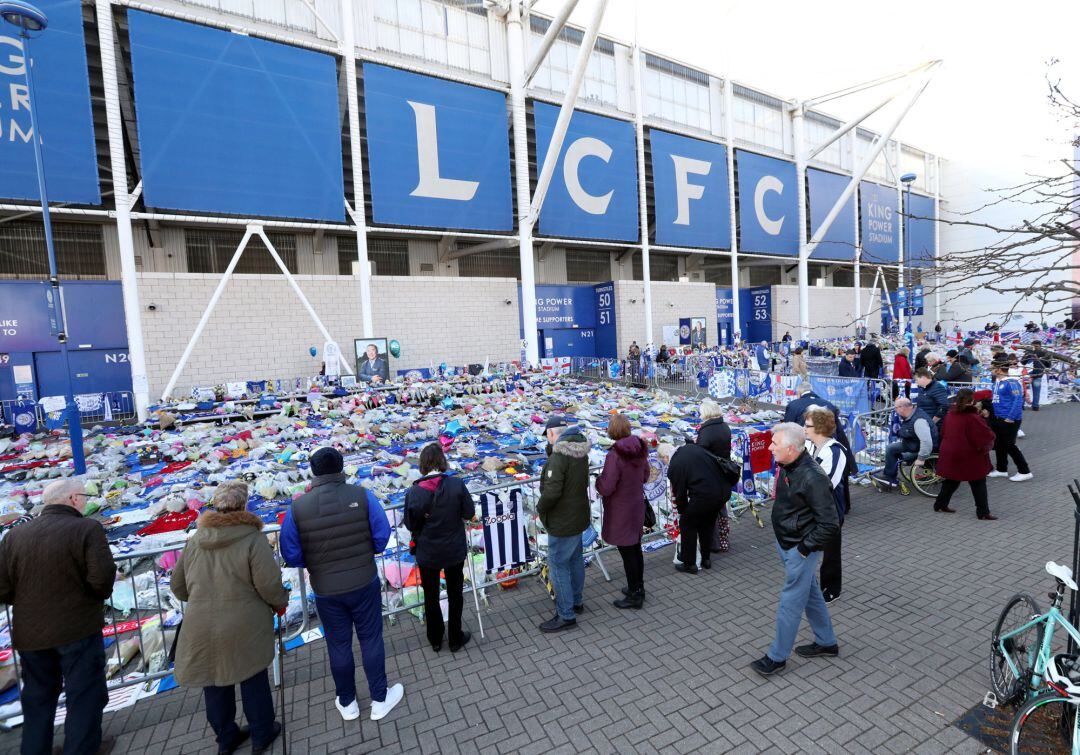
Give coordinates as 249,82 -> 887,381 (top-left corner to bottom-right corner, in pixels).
408,484 -> 440,556
713,454 -> 741,486
642,496 -> 657,529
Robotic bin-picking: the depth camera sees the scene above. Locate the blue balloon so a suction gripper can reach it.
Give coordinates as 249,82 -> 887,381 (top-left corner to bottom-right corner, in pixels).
309,346 -> 317,358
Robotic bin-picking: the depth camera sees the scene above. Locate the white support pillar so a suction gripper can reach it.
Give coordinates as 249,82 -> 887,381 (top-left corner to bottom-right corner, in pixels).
161,228 -> 255,400
792,104 -> 810,340
506,1 -> 539,365
851,130 -> 861,331
894,141 -> 906,334
96,0 -> 150,420
933,155 -> 942,324
341,0 -> 374,338
631,38 -> 653,349
723,80 -> 741,341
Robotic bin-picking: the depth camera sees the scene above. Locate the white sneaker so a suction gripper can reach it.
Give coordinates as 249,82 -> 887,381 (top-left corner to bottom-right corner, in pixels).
335,696 -> 360,721
987,471 -> 1009,478
370,682 -> 404,721
1010,472 -> 1034,482
1017,429 -> 1026,438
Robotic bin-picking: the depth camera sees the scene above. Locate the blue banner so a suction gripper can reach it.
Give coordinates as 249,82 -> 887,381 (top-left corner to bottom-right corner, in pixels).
0,0 -> 99,203
807,168 -> 856,261
524,285 -> 598,329
593,282 -> 617,359
128,11 -> 344,221
905,192 -> 936,268
735,151 -> 798,256
648,129 -> 729,249
808,375 -> 869,420
860,181 -> 899,264
716,287 -> 734,344
364,64 -> 512,231
910,284 -> 924,316
533,102 -> 638,241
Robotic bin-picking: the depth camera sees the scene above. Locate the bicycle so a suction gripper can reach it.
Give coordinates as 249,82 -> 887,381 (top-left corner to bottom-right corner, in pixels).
991,561 -> 1080,707
1007,653 -> 1080,754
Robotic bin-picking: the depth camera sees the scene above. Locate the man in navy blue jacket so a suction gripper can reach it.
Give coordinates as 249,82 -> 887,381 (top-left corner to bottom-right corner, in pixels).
987,360 -> 1032,481
281,448 -> 404,723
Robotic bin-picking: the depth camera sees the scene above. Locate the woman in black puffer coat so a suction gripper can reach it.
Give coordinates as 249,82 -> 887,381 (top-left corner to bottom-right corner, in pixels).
404,444 -> 476,653
695,400 -> 734,554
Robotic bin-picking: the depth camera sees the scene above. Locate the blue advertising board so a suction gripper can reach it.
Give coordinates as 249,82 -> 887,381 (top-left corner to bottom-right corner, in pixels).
735,151 -> 798,256
527,285 -> 598,329
806,168 -> 856,261
0,281 -> 128,353
910,284 -> 924,316
364,64 -> 512,231
860,181 -> 899,264
716,287 -> 734,344
128,10 -> 344,221
593,282 -> 617,359
533,102 -> 638,241
905,192 -> 936,268
0,0 -> 100,203
648,129 -> 729,249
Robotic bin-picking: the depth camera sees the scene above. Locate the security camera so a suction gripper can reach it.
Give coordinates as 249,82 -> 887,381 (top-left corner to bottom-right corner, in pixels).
504,299 -> 512,305
146,303 -> 158,312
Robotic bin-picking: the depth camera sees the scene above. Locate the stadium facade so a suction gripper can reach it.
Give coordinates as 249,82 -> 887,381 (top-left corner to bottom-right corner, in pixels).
0,0 -> 946,416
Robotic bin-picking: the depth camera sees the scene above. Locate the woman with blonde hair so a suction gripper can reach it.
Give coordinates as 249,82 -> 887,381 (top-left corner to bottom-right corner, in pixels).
172,481 -> 289,754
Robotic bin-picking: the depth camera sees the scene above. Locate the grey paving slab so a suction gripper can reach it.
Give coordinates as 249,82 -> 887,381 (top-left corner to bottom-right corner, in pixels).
0,403 -> 1076,754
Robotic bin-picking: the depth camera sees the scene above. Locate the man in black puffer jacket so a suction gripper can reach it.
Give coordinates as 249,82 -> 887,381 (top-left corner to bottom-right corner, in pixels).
751,423 -> 840,678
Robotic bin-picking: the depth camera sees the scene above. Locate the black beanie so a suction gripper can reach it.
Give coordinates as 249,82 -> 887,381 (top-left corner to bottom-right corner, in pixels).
310,447 -> 344,476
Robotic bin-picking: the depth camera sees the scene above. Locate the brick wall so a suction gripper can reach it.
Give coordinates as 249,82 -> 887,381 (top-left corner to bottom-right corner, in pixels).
137,273 -> 520,396
613,281 -> 718,355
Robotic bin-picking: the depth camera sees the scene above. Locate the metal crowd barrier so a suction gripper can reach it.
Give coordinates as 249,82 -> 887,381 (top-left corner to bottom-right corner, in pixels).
1,392 -> 137,433
850,407 -> 895,474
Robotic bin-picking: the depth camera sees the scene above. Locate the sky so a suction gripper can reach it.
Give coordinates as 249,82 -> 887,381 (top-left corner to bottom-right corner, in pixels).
532,0 -> 1080,167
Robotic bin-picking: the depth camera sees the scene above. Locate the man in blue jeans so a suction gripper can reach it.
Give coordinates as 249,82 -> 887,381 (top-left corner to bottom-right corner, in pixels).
281,447 -> 405,722
752,423 -> 840,677
536,416 -> 591,633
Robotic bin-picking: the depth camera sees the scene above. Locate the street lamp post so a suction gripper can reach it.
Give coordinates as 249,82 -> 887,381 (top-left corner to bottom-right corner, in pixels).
900,172 -> 917,337
1,0 -> 87,474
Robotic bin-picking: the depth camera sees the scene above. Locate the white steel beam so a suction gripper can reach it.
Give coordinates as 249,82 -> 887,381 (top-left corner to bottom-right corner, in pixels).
524,0 -> 579,86
723,79 -> 741,341
806,90 -> 897,162
933,155 -> 942,324
506,0 -> 540,365
254,227 -> 355,376
97,0 -> 151,420
527,0 -> 610,227
851,130 -> 862,329
793,106 -> 810,339
161,227 -> 255,400
341,0 -> 374,338
894,142 -> 906,334
631,21 -> 653,351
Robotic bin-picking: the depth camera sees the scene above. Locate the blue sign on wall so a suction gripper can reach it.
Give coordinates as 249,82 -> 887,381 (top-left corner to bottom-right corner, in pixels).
910,284 -> 924,315
739,286 -> 772,343
905,192 -> 936,268
807,168 -> 856,261
716,287 -> 734,344
648,129 -> 729,249
860,181 -> 899,264
128,11 -> 344,221
364,64 -> 513,231
735,151 -> 798,256
593,282 -> 617,359
0,0 -> 99,203
533,102 -> 638,242
529,285 -> 598,329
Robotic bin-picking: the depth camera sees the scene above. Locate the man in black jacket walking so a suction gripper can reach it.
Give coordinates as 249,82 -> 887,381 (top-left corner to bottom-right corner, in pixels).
859,334 -> 884,379
0,479 -> 116,754
751,424 -> 840,677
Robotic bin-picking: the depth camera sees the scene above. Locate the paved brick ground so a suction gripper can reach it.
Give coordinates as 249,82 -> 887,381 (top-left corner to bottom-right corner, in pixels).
2,403 -> 1077,754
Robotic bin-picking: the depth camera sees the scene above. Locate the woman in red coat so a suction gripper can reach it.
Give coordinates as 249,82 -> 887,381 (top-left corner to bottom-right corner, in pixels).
891,346 -> 913,399
933,388 -> 998,519
595,414 -> 650,609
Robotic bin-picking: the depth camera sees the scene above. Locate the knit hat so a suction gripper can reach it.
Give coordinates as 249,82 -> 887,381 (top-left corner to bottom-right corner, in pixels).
946,349 -> 958,358
310,447 -> 344,476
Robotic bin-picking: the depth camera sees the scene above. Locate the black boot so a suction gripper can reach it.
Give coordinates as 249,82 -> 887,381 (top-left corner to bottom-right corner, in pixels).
613,588 -> 644,609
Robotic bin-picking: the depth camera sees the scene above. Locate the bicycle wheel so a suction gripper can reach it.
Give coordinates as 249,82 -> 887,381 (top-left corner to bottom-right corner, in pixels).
992,593 -> 1044,704
909,457 -> 944,498
1009,691 -> 1078,754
